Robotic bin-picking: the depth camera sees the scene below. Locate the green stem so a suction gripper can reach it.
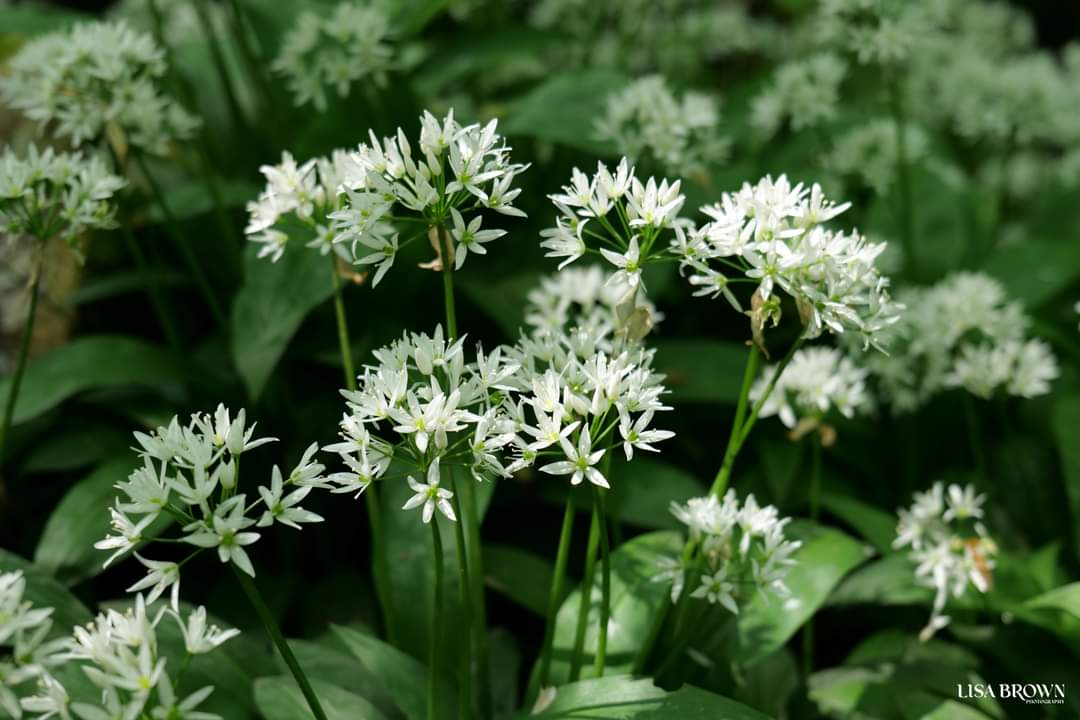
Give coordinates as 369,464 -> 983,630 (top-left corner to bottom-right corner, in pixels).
887,73 -> 916,279
330,257 -> 357,389
569,506 -> 600,681
631,592 -> 672,675
429,519 -> 444,720
447,472 -> 474,720
190,0 -> 249,137
224,0 -> 278,141
710,345 -> 760,496
437,225 -> 490,719
538,494 -> 575,687
592,487 -> 612,678
134,151 -> 227,332
120,221 -> 182,353
803,438 -> 822,678
0,266 -> 41,474
233,568 -> 327,720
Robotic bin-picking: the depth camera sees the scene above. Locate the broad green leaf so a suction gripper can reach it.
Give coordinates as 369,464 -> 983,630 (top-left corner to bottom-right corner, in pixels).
255,677 -> 388,720
33,456 -> 138,584
21,423 -> 131,473
0,6 -> 88,38
282,638 -> 399,717
230,245 -> 336,399
414,27 -> 557,96
827,552 -> 932,607
333,624 -> 445,720
483,544 -> 557,616
489,628 -> 522,719
388,0 -> 449,36
502,71 -> 626,156
821,491 -> 898,553
547,531 -> 683,683
651,339 -> 749,404
985,237 -> 1080,309
607,457 -> 707,530
0,336 -> 182,426
525,676 -> 770,719
0,550 -> 92,635
146,178 -> 259,222
810,668 -> 994,720
726,522 -> 867,665
69,269 -> 189,306
1022,582 -> 1080,617
1052,393 -> 1080,557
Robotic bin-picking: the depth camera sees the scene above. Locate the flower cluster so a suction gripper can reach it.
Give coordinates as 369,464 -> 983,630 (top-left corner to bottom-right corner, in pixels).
540,158 -> 685,293
0,572 -> 67,719
595,75 -> 728,178
815,0 -> 932,67
96,405 -> 330,585
245,150 -> 355,263
1,145 -> 125,249
751,346 -> 872,441
330,110 -> 528,283
2,573 -> 237,720
523,265 -> 660,344
827,118 -> 929,196
861,272 -> 1058,411
751,53 -> 847,139
676,175 -> 901,351
0,21 -> 199,156
272,1 -> 394,111
664,492 -> 801,611
894,482 -> 996,641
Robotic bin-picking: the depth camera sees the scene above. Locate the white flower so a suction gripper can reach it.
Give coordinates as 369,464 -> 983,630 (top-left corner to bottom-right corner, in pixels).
449,208 -> 506,270
540,425 -> 608,489
126,556 -> 181,612
95,505 -> 155,568
752,346 -> 872,430
618,409 -> 674,460
599,235 -> 643,289
257,466 -> 325,530
182,496 -> 261,577
173,606 -> 240,655
691,569 -> 739,614
402,458 -> 457,524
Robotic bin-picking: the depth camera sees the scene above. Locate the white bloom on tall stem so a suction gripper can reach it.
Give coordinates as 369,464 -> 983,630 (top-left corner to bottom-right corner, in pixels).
403,458 -> 457,524
540,425 -> 608,489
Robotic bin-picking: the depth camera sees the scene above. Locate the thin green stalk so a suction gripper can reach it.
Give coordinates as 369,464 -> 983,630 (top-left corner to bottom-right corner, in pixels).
887,73 -> 916,279
233,568 -> 327,720
569,507 -> 600,681
438,225 -> 490,719
803,438 -> 822,678
538,494 -> 575,687
224,0 -> 278,138
429,519 -> 445,720
592,487 -> 612,678
447,472 -> 474,720
631,592 -> 672,675
330,258 -> 396,644
0,266 -> 41,475
710,345 -> 761,496
119,221 -> 182,353
190,0 -> 249,136
134,151 -> 227,332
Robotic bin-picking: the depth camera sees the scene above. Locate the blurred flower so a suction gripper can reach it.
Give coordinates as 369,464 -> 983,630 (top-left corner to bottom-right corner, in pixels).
0,21 -> 198,155
751,54 -> 847,138
273,1 -> 394,111
751,346 -> 872,433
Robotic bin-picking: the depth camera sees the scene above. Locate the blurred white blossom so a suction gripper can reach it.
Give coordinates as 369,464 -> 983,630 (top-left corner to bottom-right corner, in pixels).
751,346 -> 872,434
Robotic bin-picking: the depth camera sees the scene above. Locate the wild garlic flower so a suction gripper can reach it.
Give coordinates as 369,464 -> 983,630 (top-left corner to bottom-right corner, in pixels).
815,0 -> 931,67
523,265 -> 660,344
1,571 -> 68,719
325,325 -> 523,520
894,482 -> 996,641
0,21 -> 199,156
828,118 -> 929,195
96,405 -> 331,584
751,53 -> 847,139
272,1 -> 394,111
665,492 -> 802,611
751,346 -> 872,440
677,175 -> 901,350
28,595 -> 235,720
245,150 -> 358,263
861,272 -> 1058,411
1,145 -> 125,249
595,75 -> 728,178
330,109 -> 528,283
541,158 -> 685,294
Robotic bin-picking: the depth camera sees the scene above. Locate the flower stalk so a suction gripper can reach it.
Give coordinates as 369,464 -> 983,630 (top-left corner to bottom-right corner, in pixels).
592,486 -> 612,678
429,518 -> 445,720
568,506 -> 600,681
0,266 -> 42,478
538,494 -> 575,688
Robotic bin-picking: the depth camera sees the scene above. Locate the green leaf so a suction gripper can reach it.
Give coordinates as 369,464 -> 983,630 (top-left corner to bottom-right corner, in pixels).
821,491 -> 898,553
230,245 -> 336,399
332,624 -> 438,720
548,531 -> 683,683
0,336 -> 182,426
21,423 -> 131,473
1053,393 -> 1080,557
483,544 -> 557,616
502,71 -> 626,156
1022,582 -> 1080,617
388,0 -> 449,36
651,339 -> 749,405
985,237 -> 1080,309
607,458 -> 707,530
525,676 -> 770,719
827,552 -> 932,607
33,456 -> 138,584
146,178 -> 259,222
280,638 -> 399,717
0,6 -> 88,38
727,522 -> 867,665
0,550 -> 92,635
254,677 -> 388,720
